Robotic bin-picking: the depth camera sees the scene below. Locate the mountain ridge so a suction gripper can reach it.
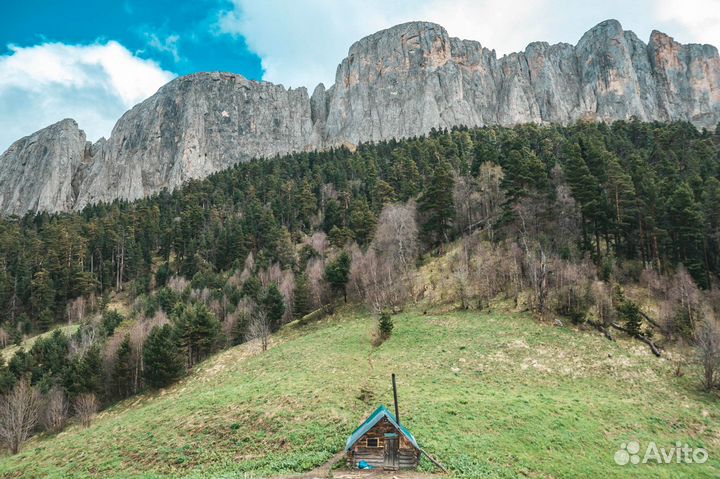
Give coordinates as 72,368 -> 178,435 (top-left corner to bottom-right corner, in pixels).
1,19 -> 718,215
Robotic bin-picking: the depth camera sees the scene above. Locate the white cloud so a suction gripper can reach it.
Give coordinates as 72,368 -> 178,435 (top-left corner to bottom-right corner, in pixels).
215,0 -> 570,88
655,0 -> 720,48
144,33 -> 182,62
217,0 -> 720,90
0,41 -> 175,152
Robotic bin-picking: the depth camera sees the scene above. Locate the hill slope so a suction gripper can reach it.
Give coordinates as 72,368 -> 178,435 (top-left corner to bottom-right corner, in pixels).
0,309 -> 718,478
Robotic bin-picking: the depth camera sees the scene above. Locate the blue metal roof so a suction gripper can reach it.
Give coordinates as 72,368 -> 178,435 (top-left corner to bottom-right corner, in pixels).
345,405 -> 420,451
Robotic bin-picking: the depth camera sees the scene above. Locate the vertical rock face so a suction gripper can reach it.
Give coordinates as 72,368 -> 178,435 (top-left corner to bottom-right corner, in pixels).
0,119 -> 89,215
74,72 -> 317,209
1,19 -> 719,215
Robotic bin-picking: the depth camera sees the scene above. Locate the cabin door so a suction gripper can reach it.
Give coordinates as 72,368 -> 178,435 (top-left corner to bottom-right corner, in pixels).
383,436 -> 399,470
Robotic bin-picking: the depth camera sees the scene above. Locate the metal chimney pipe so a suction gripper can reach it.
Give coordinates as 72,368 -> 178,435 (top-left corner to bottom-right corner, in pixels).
392,373 -> 400,425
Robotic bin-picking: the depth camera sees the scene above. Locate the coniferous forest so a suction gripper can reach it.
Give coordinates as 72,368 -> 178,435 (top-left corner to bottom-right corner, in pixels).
0,120 -> 719,438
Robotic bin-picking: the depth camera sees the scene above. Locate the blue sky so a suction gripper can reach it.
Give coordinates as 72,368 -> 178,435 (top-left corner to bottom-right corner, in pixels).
1,0 -> 263,79
1,0 -> 719,151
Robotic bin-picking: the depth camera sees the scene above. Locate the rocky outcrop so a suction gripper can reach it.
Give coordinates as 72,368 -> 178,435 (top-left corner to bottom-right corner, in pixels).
0,119 -> 90,215
74,73 -> 317,210
1,19 -> 718,215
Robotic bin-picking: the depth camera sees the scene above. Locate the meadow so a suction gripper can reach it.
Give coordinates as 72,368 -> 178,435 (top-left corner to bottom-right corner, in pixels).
0,308 -> 717,478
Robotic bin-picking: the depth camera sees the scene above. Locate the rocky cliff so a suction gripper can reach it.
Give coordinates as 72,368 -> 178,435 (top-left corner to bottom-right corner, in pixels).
1,19 -> 718,215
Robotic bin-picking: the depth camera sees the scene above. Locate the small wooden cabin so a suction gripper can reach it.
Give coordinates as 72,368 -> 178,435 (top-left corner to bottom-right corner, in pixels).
345,405 -> 421,470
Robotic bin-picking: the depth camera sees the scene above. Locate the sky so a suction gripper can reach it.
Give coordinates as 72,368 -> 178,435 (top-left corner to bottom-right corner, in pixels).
1,0 -> 719,152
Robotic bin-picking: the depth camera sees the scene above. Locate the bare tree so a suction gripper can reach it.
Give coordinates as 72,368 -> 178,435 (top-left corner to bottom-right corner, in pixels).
452,246 -> 471,310
66,297 -> 87,324
69,320 -> 102,358
695,318 -> 720,391
42,386 -> 68,433
372,202 -> 418,272
247,311 -> 271,352
74,394 -> 99,428
306,257 -> 329,309
0,328 -> 9,348
516,206 -> 548,314
0,378 -> 41,454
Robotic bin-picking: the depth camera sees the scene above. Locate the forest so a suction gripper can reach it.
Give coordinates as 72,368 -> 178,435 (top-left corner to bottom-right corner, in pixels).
0,119 -> 718,451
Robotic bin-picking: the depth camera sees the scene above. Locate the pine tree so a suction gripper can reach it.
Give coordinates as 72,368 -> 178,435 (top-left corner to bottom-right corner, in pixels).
262,284 -> 286,332
418,158 -> 455,247
604,155 -> 637,256
378,309 -> 394,339
293,274 -> 312,319
111,336 -> 133,400
562,144 -> 604,257
325,251 -> 352,302
30,269 -> 55,322
349,198 -> 377,245
143,324 -> 185,389
174,304 -> 221,367
37,309 -> 54,333
667,182 -> 706,286
102,310 -> 124,337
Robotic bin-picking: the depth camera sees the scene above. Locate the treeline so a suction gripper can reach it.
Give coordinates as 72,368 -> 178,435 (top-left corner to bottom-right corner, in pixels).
1,121 -> 718,338
0,120 -> 719,450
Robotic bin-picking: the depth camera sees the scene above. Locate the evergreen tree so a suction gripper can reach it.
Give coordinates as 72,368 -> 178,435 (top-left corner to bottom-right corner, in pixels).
174,304 -> 221,367
143,324 -> 185,389
293,274 -> 312,319
325,251 -> 352,302
111,336 -> 133,400
378,309 -> 394,339
241,276 -> 262,302
418,159 -> 455,247
262,284 -> 286,332
36,309 -> 54,333
666,182 -> 706,286
102,310 -> 124,337
349,199 -> 377,245
30,270 -> 55,321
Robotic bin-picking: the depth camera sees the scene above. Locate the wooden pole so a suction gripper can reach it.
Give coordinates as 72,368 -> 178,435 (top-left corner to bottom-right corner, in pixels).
418,447 -> 448,473
392,373 -> 400,425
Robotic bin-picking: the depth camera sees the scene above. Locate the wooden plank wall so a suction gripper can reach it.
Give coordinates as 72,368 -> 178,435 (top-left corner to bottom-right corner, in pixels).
348,418 -> 420,469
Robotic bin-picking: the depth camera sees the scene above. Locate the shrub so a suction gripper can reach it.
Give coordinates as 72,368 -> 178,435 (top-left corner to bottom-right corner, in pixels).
376,309 -> 394,345
101,310 -> 124,336
73,393 -> 98,428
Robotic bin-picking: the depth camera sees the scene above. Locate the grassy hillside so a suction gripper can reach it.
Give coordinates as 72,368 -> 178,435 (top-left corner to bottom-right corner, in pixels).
0,325 -> 79,361
0,308 -> 718,478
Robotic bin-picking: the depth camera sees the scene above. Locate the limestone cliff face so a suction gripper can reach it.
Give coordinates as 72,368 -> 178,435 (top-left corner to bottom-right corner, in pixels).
0,119 -> 90,215
1,19 -> 718,215
74,72 -> 317,209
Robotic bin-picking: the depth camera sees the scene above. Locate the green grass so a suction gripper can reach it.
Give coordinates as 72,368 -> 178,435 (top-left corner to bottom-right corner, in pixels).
0,309 -> 718,478
1,324 -> 79,361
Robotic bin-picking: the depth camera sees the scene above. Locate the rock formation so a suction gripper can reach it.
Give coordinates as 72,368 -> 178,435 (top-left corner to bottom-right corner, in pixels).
1,19 -> 718,215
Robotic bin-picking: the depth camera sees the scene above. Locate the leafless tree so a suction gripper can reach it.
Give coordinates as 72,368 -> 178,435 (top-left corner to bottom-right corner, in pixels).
69,320 -> 102,358
516,206 -> 548,314
73,393 -> 99,428
695,317 -> 720,391
306,257 -> 329,309
247,310 -> 271,352
167,276 -> 190,295
66,297 -> 87,324
0,328 -> 9,348
372,202 -> 418,272
453,163 -> 505,236
0,378 -> 41,454
452,246 -> 471,310
42,386 -> 68,433
239,252 -> 255,284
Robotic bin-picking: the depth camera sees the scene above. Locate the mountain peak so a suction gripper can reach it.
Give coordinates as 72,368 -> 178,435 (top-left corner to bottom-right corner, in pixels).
0,19 -> 718,215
